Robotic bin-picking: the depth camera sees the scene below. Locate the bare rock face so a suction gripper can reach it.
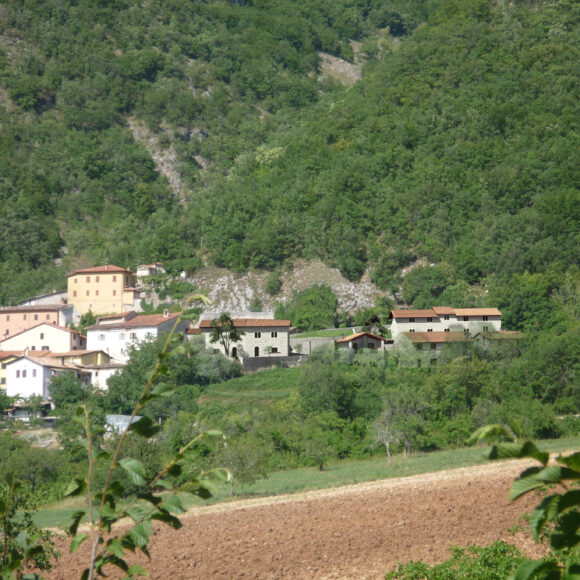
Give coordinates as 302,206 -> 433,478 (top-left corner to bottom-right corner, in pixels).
189,259 -> 390,316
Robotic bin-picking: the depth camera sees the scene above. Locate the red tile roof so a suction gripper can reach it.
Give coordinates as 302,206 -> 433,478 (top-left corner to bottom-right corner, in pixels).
0,304 -> 65,313
432,306 -> 455,315
390,309 -> 437,319
67,264 -> 134,277
402,331 -> 470,343
199,319 -> 291,328
336,332 -> 387,343
86,313 -> 181,330
454,308 -> 501,317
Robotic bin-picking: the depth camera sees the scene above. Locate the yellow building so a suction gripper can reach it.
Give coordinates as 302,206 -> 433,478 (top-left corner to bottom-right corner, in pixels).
67,265 -> 139,317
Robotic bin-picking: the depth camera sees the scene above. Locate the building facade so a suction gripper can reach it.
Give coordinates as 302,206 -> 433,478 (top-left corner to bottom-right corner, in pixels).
389,307 -> 501,342
199,318 -> 292,359
0,323 -> 86,353
86,311 -> 188,363
67,265 -> 139,317
0,304 -> 73,340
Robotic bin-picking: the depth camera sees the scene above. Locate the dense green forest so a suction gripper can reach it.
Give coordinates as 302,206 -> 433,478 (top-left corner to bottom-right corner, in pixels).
0,0 -> 577,307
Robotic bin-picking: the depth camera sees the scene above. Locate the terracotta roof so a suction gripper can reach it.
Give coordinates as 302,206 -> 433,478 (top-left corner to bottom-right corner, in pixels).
86,313 -> 181,331
432,306 -> 455,315
336,332 -> 387,343
51,350 -> 110,357
390,309 -> 437,319
67,264 -> 134,277
402,331 -> 471,344
97,312 -> 133,321
6,355 -> 88,371
199,319 -> 291,328
0,322 -> 84,343
0,351 -> 24,361
186,328 -> 202,335
474,331 -> 524,340
454,308 -> 501,317
0,304 -> 65,313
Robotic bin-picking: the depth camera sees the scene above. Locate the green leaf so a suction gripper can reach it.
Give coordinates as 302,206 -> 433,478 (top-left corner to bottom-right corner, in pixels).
511,559 -> 561,580
127,564 -> 149,577
150,382 -> 176,397
128,416 -> 161,438
106,538 -> 125,559
119,458 -> 147,486
129,523 -> 151,549
489,441 -> 549,465
558,453 -> 580,472
64,479 -> 87,497
204,430 -> 224,438
126,504 -> 149,524
162,494 -> 185,514
68,510 -> 87,536
470,424 -> 515,444
70,533 -> 88,554
150,509 -> 182,530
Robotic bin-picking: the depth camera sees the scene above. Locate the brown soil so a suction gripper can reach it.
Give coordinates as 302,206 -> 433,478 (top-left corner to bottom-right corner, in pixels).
47,460 -> 546,579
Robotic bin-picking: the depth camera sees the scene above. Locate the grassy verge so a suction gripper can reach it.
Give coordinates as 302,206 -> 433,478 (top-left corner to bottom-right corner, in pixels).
34,435 -> 580,529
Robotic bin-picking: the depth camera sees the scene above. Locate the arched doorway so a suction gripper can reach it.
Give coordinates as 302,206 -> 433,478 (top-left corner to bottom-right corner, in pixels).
254,346 -> 259,357
232,347 -> 238,359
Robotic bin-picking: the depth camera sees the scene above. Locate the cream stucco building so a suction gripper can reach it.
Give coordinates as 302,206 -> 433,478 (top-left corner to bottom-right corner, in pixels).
67,265 -> 139,318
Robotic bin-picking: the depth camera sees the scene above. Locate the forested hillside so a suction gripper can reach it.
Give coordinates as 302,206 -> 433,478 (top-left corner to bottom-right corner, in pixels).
0,0 -> 578,318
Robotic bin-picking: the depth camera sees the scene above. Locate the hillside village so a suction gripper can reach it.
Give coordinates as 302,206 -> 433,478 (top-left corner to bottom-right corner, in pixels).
0,262 -> 522,417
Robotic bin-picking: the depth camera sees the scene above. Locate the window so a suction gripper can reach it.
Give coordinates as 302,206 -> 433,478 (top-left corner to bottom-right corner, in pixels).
22,370 -> 26,378
271,347 -> 278,353
86,290 -> 90,296
16,370 -> 20,378
409,317 -> 415,323
74,278 -> 78,284
129,333 -> 137,340
483,325 -> 489,332
0,378 -> 4,385
96,290 -> 99,296
96,276 -> 100,283
463,316 -> 469,321
41,346 -> 49,351
427,317 -> 432,322
367,343 -> 375,349
416,344 -> 423,350
73,291 -> 77,297
444,328 -> 450,332
409,329 -> 415,333
99,334 -> 105,341
417,360 -> 422,368
254,332 -> 261,338
271,331 -> 277,338
23,314 -> 27,320
431,343 -> 437,350
1,363 -> 5,369
444,315 -> 449,321
113,290 -> 117,296
34,314 -> 38,320
5,315 -> 8,321
427,329 -> 433,332
32,369 -> 36,377
86,276 -> 90,283
113,276 -> 117,282
40,333 -> 44,339
430,359 -> 437,366
31,346 -> 36,351
125,276 -> 130,285
120,333 -> 125,340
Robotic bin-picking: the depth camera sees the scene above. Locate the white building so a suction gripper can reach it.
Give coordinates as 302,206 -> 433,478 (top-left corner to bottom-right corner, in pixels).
389,307 -> 501,342
335,332 -> 388,351
199,318 -> 292,359
0,323 -> 86,353
6,355 -> 91,401
86,311 -> 188,363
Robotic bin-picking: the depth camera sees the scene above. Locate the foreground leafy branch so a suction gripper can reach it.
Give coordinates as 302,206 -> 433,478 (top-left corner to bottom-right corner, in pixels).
64,295 -> 231,579
472,425 -> 580,580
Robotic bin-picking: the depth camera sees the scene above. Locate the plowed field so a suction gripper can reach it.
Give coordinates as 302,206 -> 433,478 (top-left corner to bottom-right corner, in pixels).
47,459 -> 546,579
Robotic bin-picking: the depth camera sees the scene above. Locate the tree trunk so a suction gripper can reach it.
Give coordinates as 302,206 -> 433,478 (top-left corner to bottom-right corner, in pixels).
385,442 -> 391,465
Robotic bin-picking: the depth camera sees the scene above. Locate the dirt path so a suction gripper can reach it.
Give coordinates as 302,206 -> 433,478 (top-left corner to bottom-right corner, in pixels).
47,459 -> 545,579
